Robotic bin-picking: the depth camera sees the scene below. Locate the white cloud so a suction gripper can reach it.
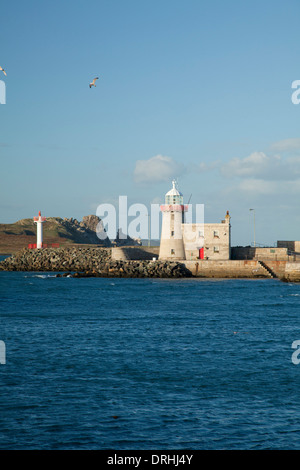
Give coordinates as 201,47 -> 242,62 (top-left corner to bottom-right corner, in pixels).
270,138 -> 300,153
221,152 -> 275,178
236,178 -> 277,194
217,146 -> 300,198
134,154 -> 185,184
221,151 -> 300,181
234,178 -> 300,195
190,160 -> 220,173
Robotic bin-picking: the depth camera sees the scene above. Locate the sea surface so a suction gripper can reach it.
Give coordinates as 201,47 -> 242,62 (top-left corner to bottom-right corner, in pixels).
0,259 -> 300,450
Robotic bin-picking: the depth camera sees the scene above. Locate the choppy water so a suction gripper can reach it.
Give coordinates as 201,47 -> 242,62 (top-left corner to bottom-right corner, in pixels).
0,266 -> 300,449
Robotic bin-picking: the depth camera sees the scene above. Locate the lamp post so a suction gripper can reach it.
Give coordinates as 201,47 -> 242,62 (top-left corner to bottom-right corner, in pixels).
249,209 -> 256,247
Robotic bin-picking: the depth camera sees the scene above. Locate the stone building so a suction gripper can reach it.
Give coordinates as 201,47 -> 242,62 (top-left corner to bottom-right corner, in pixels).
183,214 -> 231,260
159,181 -> 231,261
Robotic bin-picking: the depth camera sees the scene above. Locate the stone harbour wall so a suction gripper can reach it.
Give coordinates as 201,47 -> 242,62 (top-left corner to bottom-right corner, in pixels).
283,262 -> 300,282
183,260 -> 271,278
2,247 -> 300,281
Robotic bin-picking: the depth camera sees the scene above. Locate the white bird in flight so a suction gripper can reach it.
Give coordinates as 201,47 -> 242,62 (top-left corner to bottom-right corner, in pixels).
89,77 -> 99,88
0,66 -> 7,76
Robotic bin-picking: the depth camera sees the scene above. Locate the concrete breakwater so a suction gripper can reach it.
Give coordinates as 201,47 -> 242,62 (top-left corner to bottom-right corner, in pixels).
184,260 -> 277,279
0,247 -> 192,278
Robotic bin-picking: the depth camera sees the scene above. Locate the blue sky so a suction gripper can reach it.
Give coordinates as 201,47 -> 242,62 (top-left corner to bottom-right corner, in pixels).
1,0 -> 300,245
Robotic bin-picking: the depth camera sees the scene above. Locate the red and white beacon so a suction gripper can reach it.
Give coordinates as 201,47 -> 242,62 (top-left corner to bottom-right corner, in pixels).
33,211 -> 46,249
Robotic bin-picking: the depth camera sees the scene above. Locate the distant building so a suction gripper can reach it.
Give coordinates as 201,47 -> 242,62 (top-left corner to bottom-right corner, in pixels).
159,181 -> 231,261
277,241 -> 300,253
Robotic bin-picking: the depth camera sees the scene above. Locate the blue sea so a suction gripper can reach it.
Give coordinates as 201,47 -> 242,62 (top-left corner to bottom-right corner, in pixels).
0,259 -> 300,450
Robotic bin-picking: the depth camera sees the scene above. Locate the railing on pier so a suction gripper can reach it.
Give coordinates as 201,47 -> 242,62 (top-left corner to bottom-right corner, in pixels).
28,243 -> 60,249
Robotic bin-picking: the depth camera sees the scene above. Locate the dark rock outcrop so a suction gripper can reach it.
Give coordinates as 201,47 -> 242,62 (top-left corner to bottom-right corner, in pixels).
61,216 -> 110,245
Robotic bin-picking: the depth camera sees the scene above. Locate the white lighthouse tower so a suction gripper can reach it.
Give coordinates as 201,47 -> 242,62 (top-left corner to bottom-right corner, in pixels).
159,180 -> 188,260
33,211 -> 46,249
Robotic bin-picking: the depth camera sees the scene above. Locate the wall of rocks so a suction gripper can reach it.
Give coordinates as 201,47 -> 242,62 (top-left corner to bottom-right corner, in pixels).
0,247 -> 192,278
0,247 -> 112,272
74,259 -> 193,278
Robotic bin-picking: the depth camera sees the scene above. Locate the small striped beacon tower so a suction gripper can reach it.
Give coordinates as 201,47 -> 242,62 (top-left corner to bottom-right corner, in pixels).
159,180 -> 188,260
33,211 -> 46,249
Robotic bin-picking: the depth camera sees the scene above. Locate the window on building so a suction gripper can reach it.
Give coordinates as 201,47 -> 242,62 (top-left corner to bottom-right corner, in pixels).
171,230 -> 174,237
213,230 -> 219,237
171,249 -> 175,254
198,230 -> 204,237
214,246 -> 219,252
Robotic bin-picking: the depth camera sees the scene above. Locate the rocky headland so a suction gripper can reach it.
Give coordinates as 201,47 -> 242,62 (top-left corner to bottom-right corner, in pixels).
0,247 -> 193,278
0,215 -> 142,254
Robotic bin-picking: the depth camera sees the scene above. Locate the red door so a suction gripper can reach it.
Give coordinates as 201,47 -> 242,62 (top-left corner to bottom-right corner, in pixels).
199,247 -> 204,259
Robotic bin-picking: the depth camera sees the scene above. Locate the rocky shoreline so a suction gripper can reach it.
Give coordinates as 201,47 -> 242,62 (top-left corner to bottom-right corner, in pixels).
0,247 -> 193,278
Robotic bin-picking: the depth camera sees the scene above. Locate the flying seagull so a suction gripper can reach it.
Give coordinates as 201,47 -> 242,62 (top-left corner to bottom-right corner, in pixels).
89,77 -> 99,88
0,66 -> 7,76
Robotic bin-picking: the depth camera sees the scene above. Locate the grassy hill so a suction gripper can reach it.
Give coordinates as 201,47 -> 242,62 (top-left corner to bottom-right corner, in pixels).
0,216 -> 111,254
